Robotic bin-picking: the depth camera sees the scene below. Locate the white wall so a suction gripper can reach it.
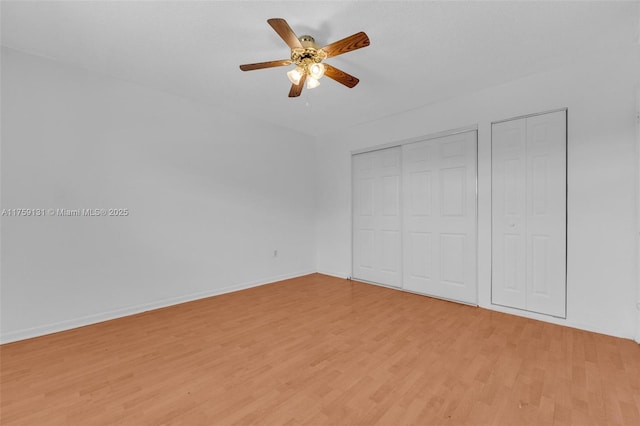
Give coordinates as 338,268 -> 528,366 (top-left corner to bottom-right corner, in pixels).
0,47 -> 316,343
315,46 -> 640,339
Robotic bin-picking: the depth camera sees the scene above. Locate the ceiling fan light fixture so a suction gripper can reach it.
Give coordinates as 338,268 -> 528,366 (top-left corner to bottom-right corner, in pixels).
287,67 -> 304,85
308,63 -> 325,80
306,76 -> 320,90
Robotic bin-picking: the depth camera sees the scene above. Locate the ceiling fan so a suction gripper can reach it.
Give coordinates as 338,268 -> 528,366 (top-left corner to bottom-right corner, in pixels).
239,18 -> 370,98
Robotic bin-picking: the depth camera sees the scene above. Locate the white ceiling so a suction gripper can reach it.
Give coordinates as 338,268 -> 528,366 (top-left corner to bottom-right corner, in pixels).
1,1 -> 638,137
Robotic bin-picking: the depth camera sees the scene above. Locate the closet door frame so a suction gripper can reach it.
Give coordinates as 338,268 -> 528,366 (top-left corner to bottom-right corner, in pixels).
350,125 -> 479,306
490,108 -> 568,318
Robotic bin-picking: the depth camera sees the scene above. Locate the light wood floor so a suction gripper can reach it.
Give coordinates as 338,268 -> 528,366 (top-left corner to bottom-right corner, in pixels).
1,274 -> 639,425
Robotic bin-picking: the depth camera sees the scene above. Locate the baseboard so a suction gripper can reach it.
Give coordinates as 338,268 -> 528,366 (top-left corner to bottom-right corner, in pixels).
0,269 -> 315,344
481,302 -> 633,340
315,270 -> 349,280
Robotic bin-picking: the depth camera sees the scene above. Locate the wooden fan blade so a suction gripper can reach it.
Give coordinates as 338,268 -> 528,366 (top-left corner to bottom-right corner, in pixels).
239,59 -> 292,71
321,31 -> 370,58
323,63 -> 359,88
288,73 -> 307,98
267,18 -> 303,49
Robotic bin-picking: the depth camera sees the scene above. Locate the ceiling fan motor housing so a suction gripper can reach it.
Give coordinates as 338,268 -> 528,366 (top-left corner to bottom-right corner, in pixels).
291,35 -> 327,67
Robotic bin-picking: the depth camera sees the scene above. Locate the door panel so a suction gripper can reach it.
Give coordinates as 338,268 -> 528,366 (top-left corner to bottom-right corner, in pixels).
408,232 -> 432,279
382,175 -> 400,216
352,147 -> 402,287
492,119 -> 527,309
441,167 -> 467,217
531,235 -> 549,296
503,234 -> 522,290
380,230 -> 401,275
525,111 -> 566,317
402,131 -> 477,303
355,229 -> 374,270
440,233 -> 466,285
357,178 -> 374,216
408,171 -> 432,216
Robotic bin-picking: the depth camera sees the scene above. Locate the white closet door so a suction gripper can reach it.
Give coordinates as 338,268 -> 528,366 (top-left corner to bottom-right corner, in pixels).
492,119 -> 527,310
492,110 -> 566,317
402,131 -> 477,304
352,147 -> 402,287
524,112 -> 566,317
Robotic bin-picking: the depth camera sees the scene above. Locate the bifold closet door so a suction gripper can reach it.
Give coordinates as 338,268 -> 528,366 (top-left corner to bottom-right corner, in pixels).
402,131 -> 477,304
352,147 -> 402,287
492,110 -> 566,317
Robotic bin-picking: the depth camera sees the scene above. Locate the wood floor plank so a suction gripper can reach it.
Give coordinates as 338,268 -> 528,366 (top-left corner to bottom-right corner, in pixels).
1,273 -> 639,425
